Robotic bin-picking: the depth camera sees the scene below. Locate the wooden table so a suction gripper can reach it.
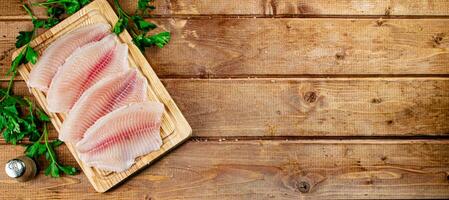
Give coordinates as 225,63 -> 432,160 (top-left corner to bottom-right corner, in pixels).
1,0 -> 449,199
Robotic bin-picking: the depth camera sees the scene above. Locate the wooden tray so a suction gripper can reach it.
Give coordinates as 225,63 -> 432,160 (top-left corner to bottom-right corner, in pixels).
12,0 -> 192,192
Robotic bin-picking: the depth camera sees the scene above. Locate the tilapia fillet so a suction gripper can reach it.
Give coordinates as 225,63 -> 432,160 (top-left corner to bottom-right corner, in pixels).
76,102 -> 164,172
60,69 -> 148,143
47,34 -> 129,112
29,23 -> 110,92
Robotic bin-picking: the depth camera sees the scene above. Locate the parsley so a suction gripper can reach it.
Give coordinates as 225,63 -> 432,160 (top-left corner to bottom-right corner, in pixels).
137,0 -> 155,15
32,0 -> 88,15
131,15 -> 156,33
133,32 -> 170,51
26,124 -> 77,177
0,3 -> 85,178
113,0 -> 170,51
15,31 -> 33,48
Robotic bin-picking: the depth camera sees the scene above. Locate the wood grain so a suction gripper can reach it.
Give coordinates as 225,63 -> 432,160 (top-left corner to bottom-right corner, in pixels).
166,78 -> 449,137
2,0 -> 449,18
0,0 -> 448,198
146,18 -> 449,77
1,140 -> 449,199
3,77 -> 449,138
2,18 -> 449,80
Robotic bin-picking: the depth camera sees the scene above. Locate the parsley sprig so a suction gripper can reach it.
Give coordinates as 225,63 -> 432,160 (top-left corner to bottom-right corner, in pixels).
113,0 -> 170,51
1,2 -> 80,178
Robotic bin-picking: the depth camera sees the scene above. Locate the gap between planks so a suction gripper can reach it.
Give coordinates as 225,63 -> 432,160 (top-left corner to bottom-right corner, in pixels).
3,75 -> 449,82
3,15 -> 449,21
3,136 -> 449,145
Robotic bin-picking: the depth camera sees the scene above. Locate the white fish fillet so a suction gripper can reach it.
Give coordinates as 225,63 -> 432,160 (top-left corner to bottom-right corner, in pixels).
59,69 -> 148,143
47,34 -> 129,112
29,23 -> 110,92
76,102 -> 164,172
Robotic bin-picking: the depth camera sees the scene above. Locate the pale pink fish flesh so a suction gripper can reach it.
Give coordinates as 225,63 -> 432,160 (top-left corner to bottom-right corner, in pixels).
29,23 -> 110,92
59,69 -> 148,143
47,34 -> 129,112
76,102 -> 164,172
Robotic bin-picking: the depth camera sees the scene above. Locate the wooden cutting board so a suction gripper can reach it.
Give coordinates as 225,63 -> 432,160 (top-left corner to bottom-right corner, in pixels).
12,0 -> 192,192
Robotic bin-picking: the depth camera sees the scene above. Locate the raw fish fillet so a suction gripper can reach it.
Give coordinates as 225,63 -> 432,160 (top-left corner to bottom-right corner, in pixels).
29,23 -> 110,92
76,102 -> 164,172
59,69 -> 148,143
47,34 -> 129,112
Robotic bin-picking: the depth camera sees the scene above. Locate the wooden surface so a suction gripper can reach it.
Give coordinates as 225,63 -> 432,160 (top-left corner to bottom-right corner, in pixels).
1,0 -> 449,199
13,0 -> 191,192
1,140 -> 449,199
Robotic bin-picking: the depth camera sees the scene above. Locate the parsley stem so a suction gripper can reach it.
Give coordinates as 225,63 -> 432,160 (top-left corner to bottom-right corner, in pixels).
5,70 -> 17,97
31,1 -> 67,6
22,4 -> 36,20
36,126 -> 45,142
43,123 -> 57,164
113,0 -> 130,18
0,46 -> 26,102
129,28 -> 138,38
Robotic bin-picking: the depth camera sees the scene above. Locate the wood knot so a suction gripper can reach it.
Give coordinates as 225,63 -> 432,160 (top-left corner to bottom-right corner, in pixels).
432,33 -> 445,46
384,7 -> 391,16
144,194 -> 152,200
304,91 -> 317,103
296,181 -> 310,193
335,52 -> 345,60
371,98 -> 382,104
376,18 -> 385,26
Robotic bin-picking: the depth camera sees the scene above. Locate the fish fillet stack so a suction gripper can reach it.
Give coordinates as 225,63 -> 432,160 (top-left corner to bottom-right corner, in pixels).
28,23 -> 164,172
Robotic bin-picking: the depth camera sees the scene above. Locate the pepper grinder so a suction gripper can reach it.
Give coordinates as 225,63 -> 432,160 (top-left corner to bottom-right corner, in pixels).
5,156 -> 38,182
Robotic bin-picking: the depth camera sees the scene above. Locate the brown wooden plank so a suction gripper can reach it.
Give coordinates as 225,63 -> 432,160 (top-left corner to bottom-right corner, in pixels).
3,78 -> 449,138
3,0 -> 449,18
2,18 -> 449,79
1,140 -> 449,199
164,78 -> 449,137
146,18 -> 449,77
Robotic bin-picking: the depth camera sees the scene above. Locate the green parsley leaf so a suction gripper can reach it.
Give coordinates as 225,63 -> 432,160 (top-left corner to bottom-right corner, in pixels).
137,0 -> 154,13
47,6 -> 64,18
32,19 -> 45,29
144,31 -> 171,48
138,0 -> 150,10
45,161 -> 60,178
8,49 -> 26,75
15,31 -> 33,48
37,109 -> 50,122
51,139 -> 63,148
25,46 -> 38,64
62,1 -> 81,14
25,141 -> 47,158
44,17 -> 60,29
59,164 -> 77,175
132,15 -> 156,32
0,113 -> 6,129
79,0 -> 91,6
132,32 -> 170,51
131,34 -> 145,51
113,17 -> 129,35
